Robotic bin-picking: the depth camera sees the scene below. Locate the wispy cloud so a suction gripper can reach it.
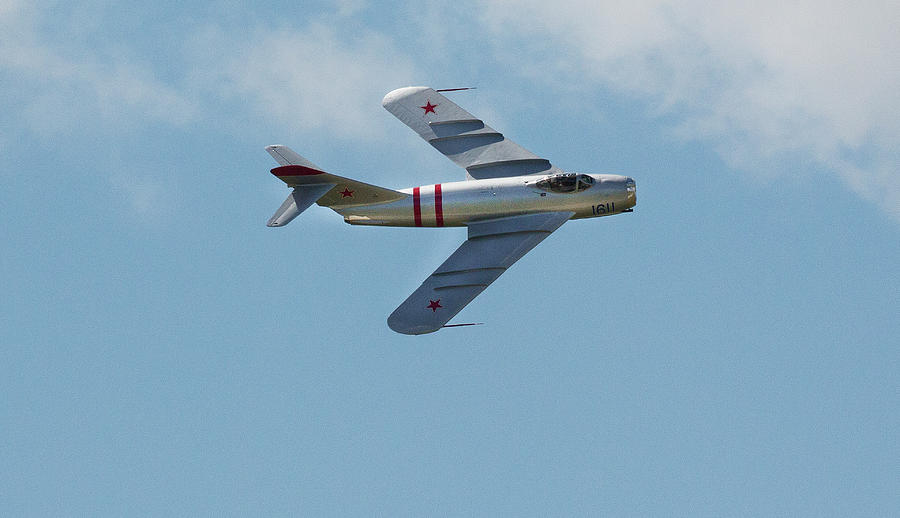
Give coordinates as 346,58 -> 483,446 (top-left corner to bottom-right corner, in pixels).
0,2 -> 195,220
1,3 -> 418,218
5,1 -> 897,223
0,3 -> 196,137
335,0 -> 368,17
188,21 -> 416,141
477,0 -> 900,221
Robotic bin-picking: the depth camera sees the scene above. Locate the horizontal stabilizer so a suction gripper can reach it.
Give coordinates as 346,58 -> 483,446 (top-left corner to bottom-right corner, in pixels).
267,184 -> 336,227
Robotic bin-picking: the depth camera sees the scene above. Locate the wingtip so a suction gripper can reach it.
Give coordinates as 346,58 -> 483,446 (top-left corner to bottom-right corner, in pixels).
382,86 -> 431,107
387,312 -> 441,335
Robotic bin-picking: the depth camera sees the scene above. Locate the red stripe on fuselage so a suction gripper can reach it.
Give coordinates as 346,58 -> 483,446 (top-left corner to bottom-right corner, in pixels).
413,187 -> 422,227
270,164 -> 324,177
434,183 -> 443,227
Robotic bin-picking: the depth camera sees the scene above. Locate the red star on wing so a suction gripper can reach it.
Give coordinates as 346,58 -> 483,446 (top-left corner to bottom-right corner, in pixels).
420,101 -> 437,114
427,299 -> 442,312
339,188 -> 354,198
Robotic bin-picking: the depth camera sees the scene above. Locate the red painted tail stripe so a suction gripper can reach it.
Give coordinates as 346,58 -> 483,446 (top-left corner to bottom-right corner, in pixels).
434,183 -> 443,227
270,164 -> 324,177
413,187 -> 422,227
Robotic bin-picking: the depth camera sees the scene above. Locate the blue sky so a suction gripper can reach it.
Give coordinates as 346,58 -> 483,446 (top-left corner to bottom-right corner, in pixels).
2,1 -> 898,515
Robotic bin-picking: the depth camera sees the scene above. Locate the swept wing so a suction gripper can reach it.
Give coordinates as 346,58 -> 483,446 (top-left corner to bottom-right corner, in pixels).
388,211 -> 574,334
382,87 -> 564,180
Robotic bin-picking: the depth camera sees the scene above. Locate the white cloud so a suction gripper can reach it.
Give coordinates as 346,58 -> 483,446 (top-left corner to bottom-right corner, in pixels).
477,0 -> 900,221
188,22 -> 416,141
0,4 -> 421,218
0,4 -> 196,136
0,1 -> 195,222
335,0 -> 368,17
4,8 -> 197,144
7,1 -> 895,222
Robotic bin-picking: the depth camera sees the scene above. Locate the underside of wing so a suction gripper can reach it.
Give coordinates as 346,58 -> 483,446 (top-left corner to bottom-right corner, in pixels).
388,211 -> 574,335
382,87 -> 564,180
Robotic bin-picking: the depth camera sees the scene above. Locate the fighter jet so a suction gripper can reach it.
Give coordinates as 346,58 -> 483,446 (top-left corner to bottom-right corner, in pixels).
266,87 -> 636,335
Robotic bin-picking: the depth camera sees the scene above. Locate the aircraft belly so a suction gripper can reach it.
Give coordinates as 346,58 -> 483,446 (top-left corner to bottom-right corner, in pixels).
338,197 -> 417,226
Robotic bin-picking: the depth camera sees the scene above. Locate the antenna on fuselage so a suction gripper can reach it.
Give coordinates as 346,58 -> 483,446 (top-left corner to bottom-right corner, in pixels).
435,87 -> 477,92
442,322 -> 484,329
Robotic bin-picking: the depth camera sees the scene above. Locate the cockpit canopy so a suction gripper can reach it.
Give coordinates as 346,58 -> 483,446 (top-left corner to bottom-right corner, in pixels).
534,173 -> 594,193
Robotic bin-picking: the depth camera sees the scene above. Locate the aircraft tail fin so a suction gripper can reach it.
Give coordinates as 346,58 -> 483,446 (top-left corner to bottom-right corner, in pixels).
266,144 -> 319,168
265,145 -> 408,227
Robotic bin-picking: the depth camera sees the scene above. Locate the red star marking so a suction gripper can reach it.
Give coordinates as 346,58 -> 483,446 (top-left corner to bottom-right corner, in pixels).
339,188 -> 354,198
427,299 -> 442,312
420,101 -> 437,114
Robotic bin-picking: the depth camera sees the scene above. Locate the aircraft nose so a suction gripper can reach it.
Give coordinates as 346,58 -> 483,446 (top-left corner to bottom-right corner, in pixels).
624,177 -> 636,207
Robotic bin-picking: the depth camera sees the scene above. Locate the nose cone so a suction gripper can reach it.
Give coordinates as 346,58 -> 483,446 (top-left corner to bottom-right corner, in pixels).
625,177 -> 636,208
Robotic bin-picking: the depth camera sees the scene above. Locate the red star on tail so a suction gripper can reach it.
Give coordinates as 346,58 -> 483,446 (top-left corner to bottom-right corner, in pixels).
420,101 -> 437,114
339,188 -> 354,198
427,299 -> 442,312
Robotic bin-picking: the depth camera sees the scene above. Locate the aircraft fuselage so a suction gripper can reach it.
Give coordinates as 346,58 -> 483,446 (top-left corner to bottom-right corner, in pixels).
338,173 -> 636,227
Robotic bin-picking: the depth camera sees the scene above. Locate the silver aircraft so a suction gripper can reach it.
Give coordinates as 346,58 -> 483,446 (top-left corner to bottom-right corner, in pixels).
266,86 -> 636,335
